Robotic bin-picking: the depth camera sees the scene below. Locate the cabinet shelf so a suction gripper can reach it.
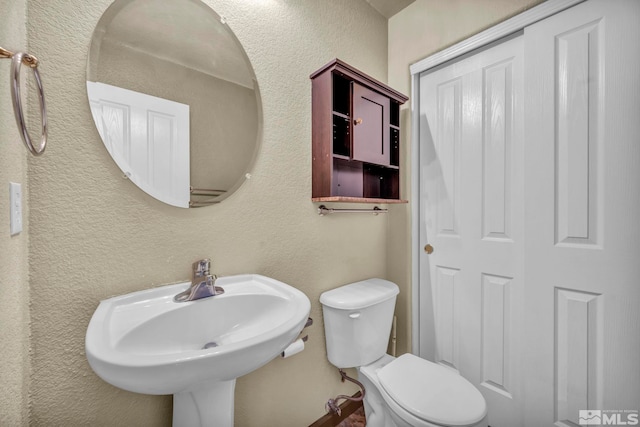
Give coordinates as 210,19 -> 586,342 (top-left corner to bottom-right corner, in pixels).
311,59 -> 408,202
311,196 -> 408,204
332,154 -> 351,161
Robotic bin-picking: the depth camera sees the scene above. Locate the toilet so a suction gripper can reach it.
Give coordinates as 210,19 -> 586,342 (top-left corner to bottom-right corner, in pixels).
320,278 -> 487,427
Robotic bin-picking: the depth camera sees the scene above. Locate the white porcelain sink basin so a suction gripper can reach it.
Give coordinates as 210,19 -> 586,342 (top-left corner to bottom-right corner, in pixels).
86,274 -> 310,426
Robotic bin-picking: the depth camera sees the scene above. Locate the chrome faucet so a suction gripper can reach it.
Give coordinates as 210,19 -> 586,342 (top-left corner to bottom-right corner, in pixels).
174,259 -> 224,302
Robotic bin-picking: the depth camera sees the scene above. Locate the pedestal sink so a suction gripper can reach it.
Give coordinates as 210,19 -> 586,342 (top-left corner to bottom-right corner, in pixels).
85,274 -> 311,426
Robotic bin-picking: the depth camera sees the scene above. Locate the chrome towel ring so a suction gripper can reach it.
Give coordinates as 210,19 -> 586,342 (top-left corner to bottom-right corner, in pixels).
1,46 -> 47,156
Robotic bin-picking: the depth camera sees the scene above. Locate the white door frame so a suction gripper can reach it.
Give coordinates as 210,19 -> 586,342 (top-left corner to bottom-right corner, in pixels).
409,0 -> 586,355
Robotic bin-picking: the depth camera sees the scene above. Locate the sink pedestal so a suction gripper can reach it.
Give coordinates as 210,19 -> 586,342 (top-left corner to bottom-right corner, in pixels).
173,380 -> 236,427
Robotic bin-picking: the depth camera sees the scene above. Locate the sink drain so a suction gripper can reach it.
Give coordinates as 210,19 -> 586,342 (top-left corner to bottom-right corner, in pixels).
202,342 -> 218,350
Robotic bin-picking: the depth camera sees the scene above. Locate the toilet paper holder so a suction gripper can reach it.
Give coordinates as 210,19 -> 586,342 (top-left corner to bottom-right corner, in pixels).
281,317 -> 313,357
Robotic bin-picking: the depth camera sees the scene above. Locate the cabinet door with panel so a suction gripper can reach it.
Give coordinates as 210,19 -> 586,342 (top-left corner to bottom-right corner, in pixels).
352,82 -> 390,166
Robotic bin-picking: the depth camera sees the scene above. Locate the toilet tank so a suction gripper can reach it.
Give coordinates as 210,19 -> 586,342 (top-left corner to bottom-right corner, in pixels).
320,278 -> 399,368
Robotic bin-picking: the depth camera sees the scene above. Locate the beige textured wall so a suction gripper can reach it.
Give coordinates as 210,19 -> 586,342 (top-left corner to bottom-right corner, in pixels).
386,0 -> 546,357
0,0 -> 30,424
389,0 -> 546,96
26,0 -> 386,425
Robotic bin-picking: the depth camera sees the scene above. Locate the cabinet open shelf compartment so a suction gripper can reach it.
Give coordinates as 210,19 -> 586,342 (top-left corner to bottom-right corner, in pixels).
311,59 -> 408,203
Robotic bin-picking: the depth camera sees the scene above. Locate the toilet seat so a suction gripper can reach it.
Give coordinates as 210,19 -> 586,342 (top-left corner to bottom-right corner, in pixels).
376,354 -> 486,426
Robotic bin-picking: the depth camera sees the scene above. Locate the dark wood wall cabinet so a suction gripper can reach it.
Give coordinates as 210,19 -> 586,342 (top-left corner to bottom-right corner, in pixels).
311,59 -> 409,203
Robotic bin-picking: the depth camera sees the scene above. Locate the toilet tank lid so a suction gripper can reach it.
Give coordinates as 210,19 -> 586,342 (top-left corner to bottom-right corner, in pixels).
320,278 -> 399,310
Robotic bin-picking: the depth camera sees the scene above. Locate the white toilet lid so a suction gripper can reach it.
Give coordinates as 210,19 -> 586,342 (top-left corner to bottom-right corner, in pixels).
377,354 -> 487,426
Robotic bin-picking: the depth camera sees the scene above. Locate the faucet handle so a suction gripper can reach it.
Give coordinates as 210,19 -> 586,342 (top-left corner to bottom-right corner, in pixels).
192,259 -> 211,279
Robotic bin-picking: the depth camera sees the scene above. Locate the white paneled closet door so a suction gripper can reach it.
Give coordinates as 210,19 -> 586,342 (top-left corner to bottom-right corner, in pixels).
523,0 -> 640,425
419,36 -> 525,427
418,1 -> 640,426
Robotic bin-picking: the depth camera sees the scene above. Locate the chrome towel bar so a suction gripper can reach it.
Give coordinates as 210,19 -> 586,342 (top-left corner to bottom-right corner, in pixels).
317,204 -> 388,216
189,187 -> 227,206
1,46 -> 47,156
190,187 -> 226,195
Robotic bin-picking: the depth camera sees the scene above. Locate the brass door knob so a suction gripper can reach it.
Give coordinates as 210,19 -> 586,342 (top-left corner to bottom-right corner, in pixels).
424,244 -> 434,254
354,118 -> 363,125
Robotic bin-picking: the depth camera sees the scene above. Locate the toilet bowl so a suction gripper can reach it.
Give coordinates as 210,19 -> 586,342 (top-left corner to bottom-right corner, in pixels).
359,354 -> 486,427
320,279 -> 487,427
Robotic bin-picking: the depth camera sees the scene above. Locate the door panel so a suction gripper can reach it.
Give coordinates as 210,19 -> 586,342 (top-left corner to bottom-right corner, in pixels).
523,0 -> 640,425
482,59 -> 514,241
419,36 -> 524,426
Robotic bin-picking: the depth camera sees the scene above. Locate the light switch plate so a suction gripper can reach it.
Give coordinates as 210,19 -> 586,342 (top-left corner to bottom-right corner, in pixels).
9,182 -> 22,236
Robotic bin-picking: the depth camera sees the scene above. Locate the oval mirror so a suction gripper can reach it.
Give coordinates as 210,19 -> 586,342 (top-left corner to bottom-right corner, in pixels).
87,0 -> 262,208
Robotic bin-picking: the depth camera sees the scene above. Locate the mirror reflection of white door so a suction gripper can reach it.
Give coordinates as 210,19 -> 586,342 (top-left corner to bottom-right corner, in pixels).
87,82 -> 190,208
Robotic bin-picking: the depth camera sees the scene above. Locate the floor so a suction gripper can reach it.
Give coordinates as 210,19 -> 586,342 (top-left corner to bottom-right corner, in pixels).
337,406 -> 366,427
